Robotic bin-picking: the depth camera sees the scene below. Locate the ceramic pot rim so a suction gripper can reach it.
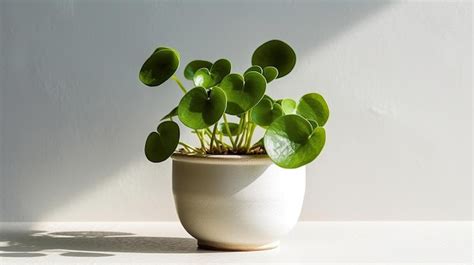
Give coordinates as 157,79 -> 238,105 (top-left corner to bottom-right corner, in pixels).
171,152 -> 273,165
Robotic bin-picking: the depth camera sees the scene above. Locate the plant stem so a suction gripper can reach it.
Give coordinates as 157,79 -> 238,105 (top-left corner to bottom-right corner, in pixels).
195,130 -> 206,151
234,113 -> 246,147
171,75 -> 187,94
179,142 -> 200,153
209,123 -> 218,152
246,123 -> 256,151
222,114 -> 236,149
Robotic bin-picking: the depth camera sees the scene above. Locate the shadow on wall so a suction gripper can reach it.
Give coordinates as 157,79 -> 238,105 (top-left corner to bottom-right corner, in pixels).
0,230 -> 207,257
0,1 -> 391,221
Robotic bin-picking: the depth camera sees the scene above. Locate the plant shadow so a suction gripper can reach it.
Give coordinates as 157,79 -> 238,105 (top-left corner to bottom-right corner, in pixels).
0,230 -> 210,258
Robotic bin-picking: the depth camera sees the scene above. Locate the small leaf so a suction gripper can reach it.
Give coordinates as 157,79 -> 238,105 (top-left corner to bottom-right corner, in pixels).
193,68 -> 215,88
145,121 -> 180,163
264,115 -> 326,168
252,40 -> 296,78
244,65 -> 263,74
218,122 -> 241,136
160,106 -> 178,121
178,86 -> 227,129
296,93 -> 329,126
184,60 -> 212,80
219,71 -> 266,115
262,66 -> 278,83
278,98 -> 297,114
139,47 -> 180,87
251,97 -> 283,127
210,59 -> 231,84
192,59 -> 231,88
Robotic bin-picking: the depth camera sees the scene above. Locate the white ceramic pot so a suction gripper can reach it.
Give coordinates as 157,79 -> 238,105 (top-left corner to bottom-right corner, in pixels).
171,153 -> 306,251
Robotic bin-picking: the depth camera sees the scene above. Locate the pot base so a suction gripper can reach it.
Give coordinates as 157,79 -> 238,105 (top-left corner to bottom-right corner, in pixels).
198,240 -> 280,251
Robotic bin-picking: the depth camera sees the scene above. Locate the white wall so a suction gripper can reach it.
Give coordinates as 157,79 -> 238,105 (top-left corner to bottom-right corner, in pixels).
0,0 -> 471,221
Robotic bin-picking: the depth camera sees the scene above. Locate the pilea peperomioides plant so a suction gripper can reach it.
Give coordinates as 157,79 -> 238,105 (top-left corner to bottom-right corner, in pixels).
140,40 -> 329,168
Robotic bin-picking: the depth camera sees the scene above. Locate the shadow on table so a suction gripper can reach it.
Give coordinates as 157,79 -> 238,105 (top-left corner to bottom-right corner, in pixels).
0,230 -> 209,258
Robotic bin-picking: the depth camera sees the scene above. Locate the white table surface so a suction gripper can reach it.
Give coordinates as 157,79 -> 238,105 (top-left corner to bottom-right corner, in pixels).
0,222 -> 472,264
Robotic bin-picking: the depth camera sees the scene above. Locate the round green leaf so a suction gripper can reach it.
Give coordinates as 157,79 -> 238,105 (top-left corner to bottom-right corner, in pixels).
264,114 -> 326,168
210,59 -> 231,83
139,47 -> 180,87
263,66 -> 278,83
296,93 -> 330,126
184,60 -> 212,80
193,68 -> 215,88
218,122 -> 241,136
219,71 -> 266,115
252,40 -> 296,78
251,98 -> 283,127
192,59 -> 231,88
178,86 -> 227,129
145,121 -> 180,163
160,106 -> 178,121
244,65 -> 263,75
279,98 -> 297,114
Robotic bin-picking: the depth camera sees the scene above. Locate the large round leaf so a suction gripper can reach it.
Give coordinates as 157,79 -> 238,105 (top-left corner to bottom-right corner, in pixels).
145,121 -> 180,163
178,86 -> 227,129
251,97 -> 283,127
219,71 -> 266,115
296,93 -> 329,126
193,58 -> 231,88
139,47 -> 180,87
252,40 -> 296,78
264,114 -> 326,168
184,60 -> 212,80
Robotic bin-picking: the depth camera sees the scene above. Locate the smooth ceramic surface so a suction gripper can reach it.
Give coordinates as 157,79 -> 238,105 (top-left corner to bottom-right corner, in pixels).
171,154 -> 306,250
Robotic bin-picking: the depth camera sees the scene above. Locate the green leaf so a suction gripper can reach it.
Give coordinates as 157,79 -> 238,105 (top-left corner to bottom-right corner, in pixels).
184,60 -> 212,80
307,119 -> 319,129
160,106 -> 178,121
251,97 -> 283,127
252,40 -> 296,78
145,121 -> 180,163
178,86 -> 227,129
139,47 -> 180,87
244,65 -> 263,75
219,71 -> 266,115
192,59 -> 231,88
264,115 -> 326,168
278,98 -> 297,114
193,68 -> 215,88
262,66 -> 278,83
210,59 -> 231,83
296,93 -> 330,126
218,122 -> 241,136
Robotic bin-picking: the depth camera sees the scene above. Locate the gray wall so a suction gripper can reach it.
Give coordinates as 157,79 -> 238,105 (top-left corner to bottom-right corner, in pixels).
0,0 -> 471,221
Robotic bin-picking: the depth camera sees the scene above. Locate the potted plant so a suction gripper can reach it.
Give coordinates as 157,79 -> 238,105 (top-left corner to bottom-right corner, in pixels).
139,40 -> 329,251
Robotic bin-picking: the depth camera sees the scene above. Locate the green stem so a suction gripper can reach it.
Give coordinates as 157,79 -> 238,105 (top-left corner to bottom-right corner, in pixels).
246,123 -> 256,151
196,130 -> 206,151
209,123 -> 218,152
179,142 -> 200,153
234,113 -> 246,147
204,130 -> 231,148
222,114 -> 236,149
171,75 -> 187,94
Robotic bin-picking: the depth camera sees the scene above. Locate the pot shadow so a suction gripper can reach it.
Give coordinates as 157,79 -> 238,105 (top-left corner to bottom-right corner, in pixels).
0,230 -> 211,258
